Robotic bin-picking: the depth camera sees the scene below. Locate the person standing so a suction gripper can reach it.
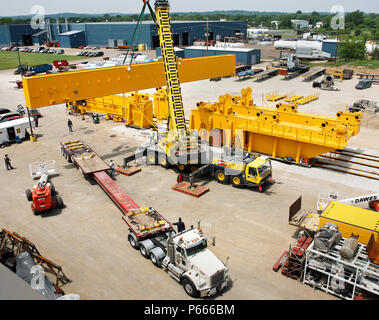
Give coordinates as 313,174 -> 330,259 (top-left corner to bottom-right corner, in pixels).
67,119 -> 73,132
4,154 -> 14,170
34,115 -> 39,128
173,217 -> 185,233
109,160 -> 115,177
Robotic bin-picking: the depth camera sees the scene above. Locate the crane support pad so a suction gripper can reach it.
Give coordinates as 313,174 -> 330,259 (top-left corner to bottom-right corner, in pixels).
172,182 -> 209,198
23,55 -> 236,108
93,171 -> 139,214
115,164 -> 141,176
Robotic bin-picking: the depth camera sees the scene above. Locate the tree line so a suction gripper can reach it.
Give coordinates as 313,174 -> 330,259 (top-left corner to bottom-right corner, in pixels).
0,10 -> 378,37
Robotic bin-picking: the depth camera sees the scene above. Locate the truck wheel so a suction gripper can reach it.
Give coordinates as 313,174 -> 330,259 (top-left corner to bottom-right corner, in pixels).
232,176 -> 243,188
26,189 -> 32,201
215,170 -> 229,184
128,233 -> 139,250
146,153 -> 157,165
32,207 -> 40,216
158,155 -> 170,168
57,196 -> 64,209
50,184 -> 56,196
182,278 -> 199,298
150,252 -> 161,267
139,243 -> 150,259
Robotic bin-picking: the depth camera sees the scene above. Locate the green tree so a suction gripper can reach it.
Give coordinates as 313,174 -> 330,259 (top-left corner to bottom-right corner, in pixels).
338,40 -> 366,61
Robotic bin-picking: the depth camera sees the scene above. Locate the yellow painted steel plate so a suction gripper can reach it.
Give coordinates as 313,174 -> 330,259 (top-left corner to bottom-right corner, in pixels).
320,201 -> 379,232
23,55 -> 236,108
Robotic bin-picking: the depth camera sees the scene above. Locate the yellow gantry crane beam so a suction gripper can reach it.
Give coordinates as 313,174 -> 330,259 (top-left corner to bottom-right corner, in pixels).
23,55 -> 236,109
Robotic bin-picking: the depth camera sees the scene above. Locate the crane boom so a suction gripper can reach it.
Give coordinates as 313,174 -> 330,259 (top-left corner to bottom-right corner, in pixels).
154,0 -> 187,140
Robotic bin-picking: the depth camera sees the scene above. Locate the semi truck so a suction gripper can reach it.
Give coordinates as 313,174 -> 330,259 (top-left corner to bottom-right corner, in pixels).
61,139 -> 230,298
123,207 -> 229,298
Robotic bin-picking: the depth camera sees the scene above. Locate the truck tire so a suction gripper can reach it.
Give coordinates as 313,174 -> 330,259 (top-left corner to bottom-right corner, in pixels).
215,170 -> 229,184
32,207 -> 40,216
139,239 -> 155,259
150,252 -> 161,267
158,155 -> 170,168
26,189 -> 32,201
50,184 -> 56,196
146,152 -> 157,165
231,176 -> 244,188
149,247 -> 165,267
128,233 -> 139,250
57,196 -> 64,209
182,278 -> 200,298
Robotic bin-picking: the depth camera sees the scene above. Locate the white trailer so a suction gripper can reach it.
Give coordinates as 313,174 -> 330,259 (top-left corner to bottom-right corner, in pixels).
0,118 -> 35,145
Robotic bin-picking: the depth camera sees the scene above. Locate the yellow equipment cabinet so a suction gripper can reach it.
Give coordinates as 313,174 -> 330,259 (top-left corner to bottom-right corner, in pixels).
319,201 -> 379,245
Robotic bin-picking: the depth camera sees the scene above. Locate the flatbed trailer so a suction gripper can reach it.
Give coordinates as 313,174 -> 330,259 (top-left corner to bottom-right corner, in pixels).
60,138 -> 229,298
301,67 -> 326,80
61,140 -> 110,175
252,68 -> 278,81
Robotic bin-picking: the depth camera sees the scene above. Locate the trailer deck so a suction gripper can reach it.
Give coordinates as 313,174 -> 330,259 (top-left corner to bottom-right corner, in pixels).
252,68 -> 278,81
301,67 -> 326,80
122,207 -> 172,240
61,140 -> 109,175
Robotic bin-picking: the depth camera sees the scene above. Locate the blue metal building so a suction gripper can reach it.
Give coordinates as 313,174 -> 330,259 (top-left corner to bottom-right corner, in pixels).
184,47 -> 261,65
59,30 -> 86,48
0,20 -> 247,49
0,24 -> 36,46
322,40 -> 338,57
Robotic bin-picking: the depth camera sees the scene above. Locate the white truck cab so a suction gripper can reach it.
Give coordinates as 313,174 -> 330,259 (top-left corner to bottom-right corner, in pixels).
162,228 -> 229,298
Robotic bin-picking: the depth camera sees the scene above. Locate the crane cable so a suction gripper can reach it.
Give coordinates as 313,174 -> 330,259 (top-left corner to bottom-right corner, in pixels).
122,1 -> 147,66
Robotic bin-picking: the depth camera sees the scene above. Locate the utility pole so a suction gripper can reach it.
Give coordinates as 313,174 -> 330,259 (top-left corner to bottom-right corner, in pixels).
335,27 -> 339,65
206,17 -> 209,56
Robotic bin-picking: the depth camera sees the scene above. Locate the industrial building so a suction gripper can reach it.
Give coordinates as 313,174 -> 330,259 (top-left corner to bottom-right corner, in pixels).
0,20 -> 247,49
184,46 -> 261,65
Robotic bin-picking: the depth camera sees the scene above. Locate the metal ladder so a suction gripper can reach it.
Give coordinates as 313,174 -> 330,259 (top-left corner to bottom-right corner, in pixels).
155,2 -> 187,140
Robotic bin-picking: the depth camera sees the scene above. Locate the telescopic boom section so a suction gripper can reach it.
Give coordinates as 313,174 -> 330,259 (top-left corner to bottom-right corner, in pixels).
155,0 -> 187,141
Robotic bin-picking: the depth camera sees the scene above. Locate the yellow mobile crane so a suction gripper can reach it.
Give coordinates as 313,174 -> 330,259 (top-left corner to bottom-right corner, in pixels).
135,0 -> 273,191
143,0 -> 203,169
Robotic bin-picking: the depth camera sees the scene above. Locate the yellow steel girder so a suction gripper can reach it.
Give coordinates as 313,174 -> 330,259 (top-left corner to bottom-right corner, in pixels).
23,55 -> 236,109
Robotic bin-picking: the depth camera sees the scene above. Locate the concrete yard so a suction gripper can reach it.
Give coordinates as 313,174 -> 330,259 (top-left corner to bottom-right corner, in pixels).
0,60 -> 378,300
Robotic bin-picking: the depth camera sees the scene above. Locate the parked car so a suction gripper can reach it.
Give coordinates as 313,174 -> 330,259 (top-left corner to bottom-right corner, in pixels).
0,108 -> 11,115
57,49 -> 64,54
1,47 -> 9,51
356,80 -> 372,90
11,47 -> 19,51
0,113 -> 23,123
96,51 -> 104,57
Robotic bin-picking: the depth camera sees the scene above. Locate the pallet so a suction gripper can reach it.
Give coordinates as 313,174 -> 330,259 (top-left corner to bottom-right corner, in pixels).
172,182 -> 209,198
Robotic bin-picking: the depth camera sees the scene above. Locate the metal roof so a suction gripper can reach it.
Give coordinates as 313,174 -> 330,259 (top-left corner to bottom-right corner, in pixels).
59,30 -> 84,36
32,30 -> 47,37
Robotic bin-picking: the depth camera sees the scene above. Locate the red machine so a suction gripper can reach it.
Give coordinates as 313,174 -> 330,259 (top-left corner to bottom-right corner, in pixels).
26,174 -> 64,215
369,200 -> 379,212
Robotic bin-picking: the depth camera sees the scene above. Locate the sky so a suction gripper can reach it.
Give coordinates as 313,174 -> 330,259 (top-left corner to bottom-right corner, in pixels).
1,0 -> 378,16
